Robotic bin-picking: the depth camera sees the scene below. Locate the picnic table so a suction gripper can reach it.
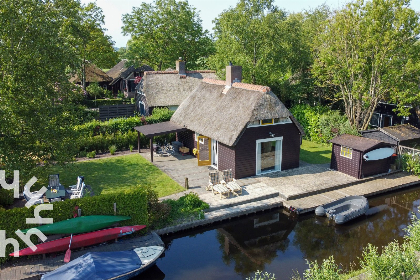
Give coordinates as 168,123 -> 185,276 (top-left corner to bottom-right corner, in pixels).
45,185 -> 66,201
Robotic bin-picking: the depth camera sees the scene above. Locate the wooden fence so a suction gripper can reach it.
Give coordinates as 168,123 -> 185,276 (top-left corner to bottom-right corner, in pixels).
99,104 -> 135,121
399,145 -> 420,156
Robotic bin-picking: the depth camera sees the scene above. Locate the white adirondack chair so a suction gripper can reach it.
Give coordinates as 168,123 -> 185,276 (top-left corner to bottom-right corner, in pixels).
70,182 -> 85,199
67,176 -> 84,194
23,185 -> 44,205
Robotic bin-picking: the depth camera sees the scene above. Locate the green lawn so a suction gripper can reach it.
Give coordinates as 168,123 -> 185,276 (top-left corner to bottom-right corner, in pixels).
300,139 -> 332,164
38,154 -> 184,197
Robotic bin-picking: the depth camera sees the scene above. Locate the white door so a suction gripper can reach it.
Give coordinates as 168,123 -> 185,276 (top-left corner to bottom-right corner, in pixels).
256,137 -> 283,175
211,139 -> 218,168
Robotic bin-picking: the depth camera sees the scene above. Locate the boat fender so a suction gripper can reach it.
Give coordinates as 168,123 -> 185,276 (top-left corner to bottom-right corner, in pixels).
335,214 -> 345,224
315,206 -> 325,216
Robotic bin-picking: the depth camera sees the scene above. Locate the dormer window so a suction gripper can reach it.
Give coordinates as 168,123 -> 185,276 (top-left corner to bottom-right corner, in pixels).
248,117 -> 292,127
261,119 -> 273,125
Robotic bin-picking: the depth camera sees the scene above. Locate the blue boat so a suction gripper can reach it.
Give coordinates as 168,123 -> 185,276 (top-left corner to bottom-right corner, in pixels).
41,246 -> 165,280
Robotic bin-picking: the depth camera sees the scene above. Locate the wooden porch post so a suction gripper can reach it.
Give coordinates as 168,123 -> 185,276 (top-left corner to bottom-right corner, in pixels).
138,131 -> 141,153
150,137 -> 154,162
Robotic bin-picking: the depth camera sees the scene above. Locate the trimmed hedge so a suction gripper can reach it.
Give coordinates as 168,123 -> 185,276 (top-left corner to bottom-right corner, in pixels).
82,98 -> 125,108
0,187 -> 148,264
0,189 -> 13,207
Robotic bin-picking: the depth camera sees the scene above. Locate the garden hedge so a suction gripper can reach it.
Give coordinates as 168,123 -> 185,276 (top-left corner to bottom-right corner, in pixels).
82,98 -> 125,108
0,187 -> 148,264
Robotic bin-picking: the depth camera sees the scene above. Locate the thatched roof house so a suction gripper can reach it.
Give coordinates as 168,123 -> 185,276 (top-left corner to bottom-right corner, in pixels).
136,58 -> 217,115
107,59 -> 153,97
169,65 -> 304,179
69,63 -> 112,84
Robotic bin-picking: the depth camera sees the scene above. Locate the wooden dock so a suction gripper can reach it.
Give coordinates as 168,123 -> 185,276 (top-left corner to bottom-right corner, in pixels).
282,172 -> 420,214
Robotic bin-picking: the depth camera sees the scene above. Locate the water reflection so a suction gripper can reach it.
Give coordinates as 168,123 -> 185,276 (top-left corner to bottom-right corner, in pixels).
143,186 -> 420,280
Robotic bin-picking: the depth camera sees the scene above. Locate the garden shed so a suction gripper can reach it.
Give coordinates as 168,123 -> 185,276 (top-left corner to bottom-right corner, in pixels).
361,124 -> 420,149
170,65 -> 305,179
330,134 -> 395,179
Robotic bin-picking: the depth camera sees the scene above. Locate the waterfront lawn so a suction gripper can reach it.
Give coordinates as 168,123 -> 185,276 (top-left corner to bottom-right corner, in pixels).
37,154 -> 184,197
300,140 -> 332,164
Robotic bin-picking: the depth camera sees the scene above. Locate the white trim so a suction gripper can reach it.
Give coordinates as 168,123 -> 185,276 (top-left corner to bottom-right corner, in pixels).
256,137 -> 283,175
211,139 -> 218,168
248,117 -> 292,128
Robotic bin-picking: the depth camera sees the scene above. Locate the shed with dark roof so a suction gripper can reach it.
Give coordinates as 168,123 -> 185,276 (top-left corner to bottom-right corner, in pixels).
330,134 -> 395,179
169,65 -> 304,179
362,124 -> 420,149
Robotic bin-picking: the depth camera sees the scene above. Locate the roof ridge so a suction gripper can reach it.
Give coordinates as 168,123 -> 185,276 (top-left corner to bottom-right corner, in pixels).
232,82 -> 271,93
202,78 -> 226,86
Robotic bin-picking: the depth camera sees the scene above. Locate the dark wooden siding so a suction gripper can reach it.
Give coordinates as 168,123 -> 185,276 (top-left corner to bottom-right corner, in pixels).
362,158 -> 391,177
331,144 -> 362,178
233,123 -> 301,179
176,130 -> 194,153
217,142 -> 236,177
99,104 -> 135,121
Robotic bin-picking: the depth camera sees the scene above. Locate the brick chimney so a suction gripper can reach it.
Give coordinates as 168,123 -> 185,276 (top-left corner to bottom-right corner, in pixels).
226,64 -> 242,86
176,57 -> 186,75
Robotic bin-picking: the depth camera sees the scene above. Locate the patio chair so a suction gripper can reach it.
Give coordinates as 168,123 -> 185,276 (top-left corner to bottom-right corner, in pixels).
67,176 -> 84,194
208,171 -> 230,199
222,169 -> 242,196
70,182 -> 85,199
23,185 -> 44,205
48,174 -> 63,189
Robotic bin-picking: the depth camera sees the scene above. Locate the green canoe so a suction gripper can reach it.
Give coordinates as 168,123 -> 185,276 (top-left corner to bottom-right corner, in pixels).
20,215 -> 131,235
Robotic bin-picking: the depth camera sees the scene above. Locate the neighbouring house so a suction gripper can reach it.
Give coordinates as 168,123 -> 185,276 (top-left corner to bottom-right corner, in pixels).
135,58 -> 217,116
69,63 -> 112,89
168,65 -> 305,179
369,102 -> 418,128
361,124 -> 420,149
330,134 -> 394,179
107,59 -> 153,98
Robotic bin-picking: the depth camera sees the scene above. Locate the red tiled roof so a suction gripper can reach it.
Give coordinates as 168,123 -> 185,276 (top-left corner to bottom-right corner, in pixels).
232,82 -> 271,93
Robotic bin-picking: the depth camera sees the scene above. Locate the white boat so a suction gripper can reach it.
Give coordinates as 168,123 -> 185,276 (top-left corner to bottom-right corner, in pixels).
363,147 -> 395,161
315,196 -> 369,224
41,245 -> 165,280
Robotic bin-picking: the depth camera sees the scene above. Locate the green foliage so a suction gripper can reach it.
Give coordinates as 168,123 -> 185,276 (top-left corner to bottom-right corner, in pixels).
109,145 -> 117,155
83,98 -> 124,108
87,151 -> 96,158
86,83 -> 104,98
303,256 -> 341,280
122,0 -> 214,70
129,145 -> 134,152
291,104 -> 358,143
397,154 -> 420,176
312,0 -> 420,130
360,242 -> 419,279
0,187 -> 148,264
247,270 -> 276,280
0,188 -> 14,207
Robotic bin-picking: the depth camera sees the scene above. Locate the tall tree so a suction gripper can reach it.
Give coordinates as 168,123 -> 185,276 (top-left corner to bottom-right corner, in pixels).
122,0 -> 214,70
208,0 -> 310,105
67,2 -> 118,89
312,0 -> 420,130
0,0 -> 82,179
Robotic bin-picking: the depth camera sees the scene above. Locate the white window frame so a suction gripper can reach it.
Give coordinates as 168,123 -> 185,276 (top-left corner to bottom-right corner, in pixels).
256,136 -> 283,175
248,117 -> 292,128
340,146 -> 353,159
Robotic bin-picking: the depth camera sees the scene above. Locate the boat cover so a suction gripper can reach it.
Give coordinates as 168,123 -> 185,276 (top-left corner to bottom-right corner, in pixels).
41,250 -> 141,280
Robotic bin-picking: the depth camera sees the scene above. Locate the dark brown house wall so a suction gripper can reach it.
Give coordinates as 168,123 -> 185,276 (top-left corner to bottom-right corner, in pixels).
176,130 -> 194,153
331,144 -> 361,178
217,142 -> 236,177
234,123 -> 301,179
362,158 -> 391,177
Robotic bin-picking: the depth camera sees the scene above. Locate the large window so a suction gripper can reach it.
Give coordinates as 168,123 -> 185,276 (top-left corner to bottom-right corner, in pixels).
340,146 -> 353,159
248,117 -> 292,127
256,137 -> 283,175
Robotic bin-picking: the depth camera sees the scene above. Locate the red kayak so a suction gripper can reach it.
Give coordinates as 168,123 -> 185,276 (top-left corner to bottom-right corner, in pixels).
10,225 -> 146,257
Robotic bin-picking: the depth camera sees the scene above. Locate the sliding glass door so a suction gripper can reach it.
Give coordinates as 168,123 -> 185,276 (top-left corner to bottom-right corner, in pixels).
256,137 -> 282,175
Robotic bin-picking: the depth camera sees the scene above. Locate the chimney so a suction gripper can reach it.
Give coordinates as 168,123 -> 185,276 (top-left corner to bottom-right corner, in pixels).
226,64 -> 242,86
176,57 -> 186,75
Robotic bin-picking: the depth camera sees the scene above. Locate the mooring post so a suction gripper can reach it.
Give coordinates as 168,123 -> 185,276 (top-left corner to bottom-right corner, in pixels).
185,178 -> 189,189
114,203 -> 117,215
78,208 -> 81,217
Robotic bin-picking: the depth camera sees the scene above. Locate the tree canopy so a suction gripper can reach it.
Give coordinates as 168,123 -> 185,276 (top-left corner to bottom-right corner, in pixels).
312,0 -> 420,130
122,0 -> 214,70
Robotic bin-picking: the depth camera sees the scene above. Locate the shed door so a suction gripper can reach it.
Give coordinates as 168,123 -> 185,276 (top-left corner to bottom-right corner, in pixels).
197,136 -> 211,166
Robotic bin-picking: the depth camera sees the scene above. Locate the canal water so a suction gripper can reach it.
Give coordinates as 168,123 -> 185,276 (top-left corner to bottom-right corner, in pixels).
139,185 -> 420,280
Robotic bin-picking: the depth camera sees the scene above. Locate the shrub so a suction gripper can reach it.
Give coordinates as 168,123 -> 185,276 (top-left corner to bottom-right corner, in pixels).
129,145 -> 134,152
0,188 -> 14,207
87,151 -> 96,158
303,256 -> 341,280
0,187 -> 148,264
109,145 -> 117,155
247,271 -> 276,280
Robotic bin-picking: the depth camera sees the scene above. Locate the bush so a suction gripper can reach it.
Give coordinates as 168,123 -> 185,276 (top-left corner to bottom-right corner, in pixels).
109,145 -> 117,155
0,188 -> 14,207
87,151 -> 96,158
303,256 -> 341,280
82,98 -> 125,108
0,187 -> 148,264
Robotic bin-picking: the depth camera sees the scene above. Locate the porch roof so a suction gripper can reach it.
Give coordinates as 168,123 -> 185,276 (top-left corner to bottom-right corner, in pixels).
134,121 -> 187,137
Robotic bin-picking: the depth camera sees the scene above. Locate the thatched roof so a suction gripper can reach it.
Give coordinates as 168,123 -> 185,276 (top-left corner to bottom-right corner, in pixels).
106,59 -> 128,79
70,63 -> 112,83
330,134 -> 387,152
170,79 -> 297,147
142,70 -> 217,107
